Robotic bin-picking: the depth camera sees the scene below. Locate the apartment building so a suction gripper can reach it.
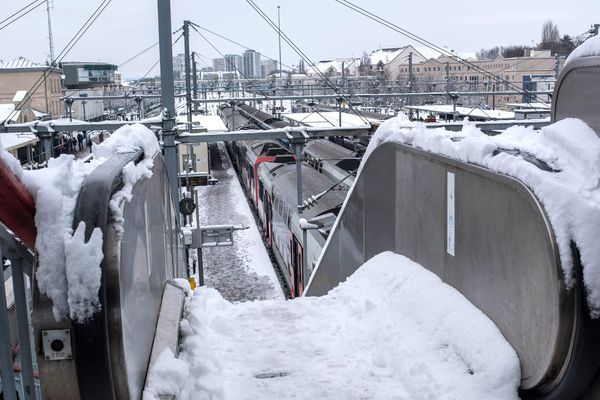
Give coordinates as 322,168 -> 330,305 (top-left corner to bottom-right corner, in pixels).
0,57 -> 63,118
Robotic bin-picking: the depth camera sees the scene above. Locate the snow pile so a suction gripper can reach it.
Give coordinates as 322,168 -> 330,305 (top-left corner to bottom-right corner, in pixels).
93,124 -> 161,237
175,252 -> 520,400
64,222 -> 104,322
565,34 -> 600,66
20,154 -> 99,321
2,123 -> 160,322
143,348 -> 190,400
365,116 -> 600,316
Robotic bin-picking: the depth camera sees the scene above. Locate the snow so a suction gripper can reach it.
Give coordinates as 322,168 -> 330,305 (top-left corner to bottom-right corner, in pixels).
21,154 -> 99,320
281,111 -> 373,128
143,348 -> 190,400
64,221 -> 104,323
299,218 -> 319,230
174,252 -> 520,399
95,124 -> 160,237
0,132 -> 39,152
193,142 -> 283,302
565,34 -> 600,66
2,123 -> 160,321
363,115 -> 600,317
404,105 -> 515,120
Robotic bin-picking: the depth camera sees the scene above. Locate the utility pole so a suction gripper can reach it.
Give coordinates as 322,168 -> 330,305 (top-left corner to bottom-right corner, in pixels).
277,5 -> 283,110
157,0 -> 179,218
46,0 -> 55,64
554,53 -> 561,79
339,61 -> 345,127
192,52 -> 198,113
407,52 -> 413,117
183,20 -> 193,132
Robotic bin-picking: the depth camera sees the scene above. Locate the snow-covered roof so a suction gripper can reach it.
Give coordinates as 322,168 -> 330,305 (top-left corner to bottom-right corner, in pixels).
191,115 -> 227,131
0,56 -> 47,70
505,102 -> 551,110
281,111 -> 372,127
0,104 -> 20,123
307,59 -> 356,75
369,47 -> 407,65
415,47 -> 442,60
0,132 -> 39,151
405,105 -> 515,120
12,90 -> 27,102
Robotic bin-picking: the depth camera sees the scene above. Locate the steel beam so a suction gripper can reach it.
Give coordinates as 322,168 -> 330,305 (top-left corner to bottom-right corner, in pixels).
11,258 -> 35,400
157,0 -> 180,216
191,91 -> 552,104
177,125 -> 371,144
0,248 -> 17,400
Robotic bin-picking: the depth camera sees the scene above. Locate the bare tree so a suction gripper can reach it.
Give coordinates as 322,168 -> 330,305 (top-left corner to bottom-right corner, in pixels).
541,20 -> 560,44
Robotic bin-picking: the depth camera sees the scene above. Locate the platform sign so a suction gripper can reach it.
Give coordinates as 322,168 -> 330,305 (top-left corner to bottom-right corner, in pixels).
447,172 -> 455,256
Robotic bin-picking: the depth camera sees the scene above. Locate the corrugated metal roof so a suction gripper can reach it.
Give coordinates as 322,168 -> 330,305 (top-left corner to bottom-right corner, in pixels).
0,57 -> 47,70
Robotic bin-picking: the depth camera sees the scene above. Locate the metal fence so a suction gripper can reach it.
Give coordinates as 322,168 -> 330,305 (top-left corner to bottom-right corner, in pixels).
0,225 -> 41,400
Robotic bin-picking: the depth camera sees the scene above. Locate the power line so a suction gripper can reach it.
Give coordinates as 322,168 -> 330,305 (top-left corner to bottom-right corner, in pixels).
4,0 -> 112,123
0,0 -> 46,32
189,23 -> 276,101
246,0 -> 369,124
189,22 -> 297,72
119,28 -> 183,68
130,32 -> 184,91
334,0 -> 548,106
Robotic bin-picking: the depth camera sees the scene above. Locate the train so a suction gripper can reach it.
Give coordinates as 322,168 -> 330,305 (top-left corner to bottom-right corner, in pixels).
218,103 -> 350,297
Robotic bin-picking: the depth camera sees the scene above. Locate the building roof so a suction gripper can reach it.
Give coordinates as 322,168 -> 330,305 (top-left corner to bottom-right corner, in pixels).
12,90 -> 27,103
405,105 -> 515,120
0,104 -> 20,123
0,132 -> 38,151
0,57 -> 57,71
307,59 -> 357,75
369,47 -> 407,65
281,111 -> 372,128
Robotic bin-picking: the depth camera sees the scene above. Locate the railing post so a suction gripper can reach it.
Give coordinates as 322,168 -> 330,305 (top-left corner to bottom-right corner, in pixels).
0,249 -> 17,400
11,258 -> 35,400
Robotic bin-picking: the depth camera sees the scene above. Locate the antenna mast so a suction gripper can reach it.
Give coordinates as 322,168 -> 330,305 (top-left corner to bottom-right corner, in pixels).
46,0 -> 55,65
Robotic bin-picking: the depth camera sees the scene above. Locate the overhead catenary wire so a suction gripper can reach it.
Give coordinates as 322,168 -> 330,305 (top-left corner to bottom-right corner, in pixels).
130,32 -> 184,91
334,0 -> 549,106
4,0 -> 112,124
189,23 -> 276,102
245,0 -> 370,125
189,22 -> 297,72
119,27 -> 182,68
0,0 -> 46,32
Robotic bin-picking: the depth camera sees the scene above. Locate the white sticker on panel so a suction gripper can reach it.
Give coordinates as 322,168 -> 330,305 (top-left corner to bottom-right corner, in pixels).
447,172 -> 455,256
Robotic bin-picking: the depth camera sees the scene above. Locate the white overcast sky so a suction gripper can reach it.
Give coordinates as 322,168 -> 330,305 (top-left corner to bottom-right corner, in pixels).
1,0 -> 598,79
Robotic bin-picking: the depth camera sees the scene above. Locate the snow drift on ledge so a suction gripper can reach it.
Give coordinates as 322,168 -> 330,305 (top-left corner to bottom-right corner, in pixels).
565,34 -> 600,65
144,251 -> 520,400
364,115 -> 600,317
0,123 -> 159,322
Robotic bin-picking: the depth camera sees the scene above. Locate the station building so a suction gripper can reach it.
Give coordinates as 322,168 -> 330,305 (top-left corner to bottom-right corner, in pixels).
61,62 -> 119,121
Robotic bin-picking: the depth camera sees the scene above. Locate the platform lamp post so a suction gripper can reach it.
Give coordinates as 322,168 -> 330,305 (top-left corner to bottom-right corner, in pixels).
65,96 -> 74,122
134,95 -> 143,120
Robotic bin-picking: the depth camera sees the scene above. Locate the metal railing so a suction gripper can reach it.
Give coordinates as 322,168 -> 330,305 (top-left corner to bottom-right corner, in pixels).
0,225 -> 40,400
